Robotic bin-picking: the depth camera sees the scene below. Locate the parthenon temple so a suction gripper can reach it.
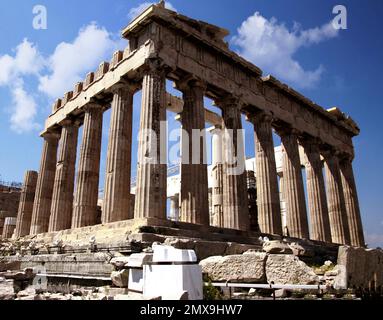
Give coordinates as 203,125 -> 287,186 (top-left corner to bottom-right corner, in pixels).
3,2 -> 364,249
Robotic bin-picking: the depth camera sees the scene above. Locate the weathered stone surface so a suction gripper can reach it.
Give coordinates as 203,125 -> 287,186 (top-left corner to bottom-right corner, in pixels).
263,240 -> 292,254
335,246 -> 383,289
288,242 -> 315,257
199,252 -> 266,282
110,256 -> 130,270
111,269 -> 130,288
265,254 -> 319,285
0,278 -> 15,300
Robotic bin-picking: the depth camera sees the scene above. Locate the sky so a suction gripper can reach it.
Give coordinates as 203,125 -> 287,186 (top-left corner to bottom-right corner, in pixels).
0,0 -> 382,247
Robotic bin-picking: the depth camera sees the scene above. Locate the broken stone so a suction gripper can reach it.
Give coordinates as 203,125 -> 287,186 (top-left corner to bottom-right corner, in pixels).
288,242 -> 314,257
111,269 -> 129,288
0,279 -> 15,300
265,254 -> 319,285
199,252 -> 266,283
262,240 -> 293,254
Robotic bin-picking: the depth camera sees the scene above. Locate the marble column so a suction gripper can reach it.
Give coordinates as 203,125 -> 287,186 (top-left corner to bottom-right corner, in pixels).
340,157 -> 365,247
169,194 -> 180,221
72,104 -> 103,228
2,217 -> 16,239
218,96 -> 249,231
134,63 -> 167,220
248,112 -> 282,235
209,126 -> 224,227
177,78 -> 209,226
324,151 -> 351,245
278,174 -> 288,236
30,132 -> 60,235
102,85 -> 135,223
49,120 -> 79,232
14,170 -> 38,238
300,138 -> 332,243
278,128 -> 309,239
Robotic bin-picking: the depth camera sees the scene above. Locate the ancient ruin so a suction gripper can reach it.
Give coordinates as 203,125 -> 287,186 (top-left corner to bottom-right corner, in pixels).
1,2 -> 380,301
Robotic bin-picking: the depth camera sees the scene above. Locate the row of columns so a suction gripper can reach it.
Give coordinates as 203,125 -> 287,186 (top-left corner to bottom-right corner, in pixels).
14,62 -> 364,248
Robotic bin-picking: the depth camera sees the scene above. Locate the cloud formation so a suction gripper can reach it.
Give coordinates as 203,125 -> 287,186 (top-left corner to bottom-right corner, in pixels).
0,39 -> 43,132
128,1 -> 176,20
39,23 -> 121,98
232,12 -> 339,89
0,23 -> 123,133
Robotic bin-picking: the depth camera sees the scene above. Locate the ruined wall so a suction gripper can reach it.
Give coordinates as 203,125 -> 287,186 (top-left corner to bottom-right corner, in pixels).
0,187 -> 21,215
336,246 -> 383,290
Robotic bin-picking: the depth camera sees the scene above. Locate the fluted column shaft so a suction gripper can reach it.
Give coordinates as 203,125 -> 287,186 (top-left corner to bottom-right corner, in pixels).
134,64 -> 167,219
301,140 -> 332,242
30,132 -> 60,235
324,152 -> 351,245
49,121 -> 79,232
210,126 -> 224,227
169,194 -> 180,221
340,158 -> 364,247
249,113 -> 282,235
279,129 -> 309,239
14,170 -> 38,238
102,86 -> 135,223
178,79 -> 209,225
219,97 -> 249,231
72,104 -> 103,228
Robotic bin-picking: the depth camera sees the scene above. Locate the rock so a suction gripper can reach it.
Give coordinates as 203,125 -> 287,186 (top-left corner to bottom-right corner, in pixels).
288,242 -> 314,257
0,279 -> 15,300
248,288 -> 256,296
265,254 -> 319,285
274,289 -> 288,298
199,252 -> 266,283
110,256 -> 130,269
262,240 -> 292,254
324,260 -> 333,267
324,270 -> 339,277
111,269 -> 129,288
17,286 -> 36,298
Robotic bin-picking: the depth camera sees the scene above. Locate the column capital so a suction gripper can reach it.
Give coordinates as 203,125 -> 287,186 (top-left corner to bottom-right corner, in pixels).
42,131 -> 60,142
214,93 -> 243,109
110,80 -> 140,95
245,110 -> 273,124
321,145 -> 341,159
174,74 -> 207,93
275,125 -> 300,138
59,117 -> 81,128
83,102 -> 103,112
144,57 -> 168,76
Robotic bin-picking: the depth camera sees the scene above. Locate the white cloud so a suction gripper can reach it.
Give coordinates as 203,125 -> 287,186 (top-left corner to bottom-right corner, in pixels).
10,80 -> 40,133
38,22 -> 121,98
0,39 -> 43,133
128,1 -> 177,20
232,12 -> 339,89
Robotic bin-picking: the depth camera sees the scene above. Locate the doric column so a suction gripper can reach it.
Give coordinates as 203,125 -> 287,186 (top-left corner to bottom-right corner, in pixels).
169,194 -> 180,221
217,96 -> 249,231
323,150 -> 351,245
278,128 -> 309,239
49,120 -> 79,232
278,174 -> 288,235
176,77 -> 209,226
134,61 -> 167,220
2,217 -> 16,239
30,132 -> 60,235
340,156 -> 365,247
102,85 -> 136,223
209,126 -> 224,227
72,103 -> 103,228
300,138 -> 332,243
14,170 -> 38,238
248,112 -> 282,235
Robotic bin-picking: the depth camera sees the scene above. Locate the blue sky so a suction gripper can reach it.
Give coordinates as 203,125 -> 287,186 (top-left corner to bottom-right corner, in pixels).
0,0 -> 382,247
